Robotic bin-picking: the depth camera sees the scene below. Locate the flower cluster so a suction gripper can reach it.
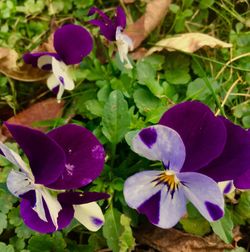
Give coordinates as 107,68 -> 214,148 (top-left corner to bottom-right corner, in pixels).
0,123 -> 108,233
124,101 -> 250,228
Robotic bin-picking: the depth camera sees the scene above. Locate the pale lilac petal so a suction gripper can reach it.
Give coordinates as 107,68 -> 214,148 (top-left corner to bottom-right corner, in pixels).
47,124 -> 105,189
132,125 -> 186,172
73,202 -> 104,231
20,198 -> 74,233
159,101 -> 227,172
178,172 -> 224,222
54,24 -> 93,65
5,123 -> 66,186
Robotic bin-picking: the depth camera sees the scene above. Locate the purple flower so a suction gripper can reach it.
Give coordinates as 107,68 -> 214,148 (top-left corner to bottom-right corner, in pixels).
124,101 -> 250,228
23,24 -> 93,101
0,123 -> 108,233
88,7 -> 133,69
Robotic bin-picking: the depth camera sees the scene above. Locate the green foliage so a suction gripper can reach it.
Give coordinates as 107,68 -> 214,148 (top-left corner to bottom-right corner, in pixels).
102,90 -> 130,144
210,208 -> 233,243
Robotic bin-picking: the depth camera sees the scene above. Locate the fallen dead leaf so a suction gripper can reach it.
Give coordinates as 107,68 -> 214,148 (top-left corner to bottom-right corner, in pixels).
146,33 -> 232,55
125,0 -> 172,49
0,47 -> 49,82
135,224 -> 234,252
130,47 -> 148,60
1,98 -> 64,138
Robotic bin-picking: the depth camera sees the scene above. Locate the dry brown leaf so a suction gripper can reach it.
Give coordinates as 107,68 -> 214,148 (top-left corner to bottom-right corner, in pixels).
125,0 -> 172,50
146,33 -> 232,55
135,224 -> 234,252
0,47 -> 48,82
1,98 -> 64,138
130,47 -> 148,60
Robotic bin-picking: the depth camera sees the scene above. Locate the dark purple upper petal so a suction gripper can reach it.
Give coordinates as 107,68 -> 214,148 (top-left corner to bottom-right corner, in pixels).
23,52 -> 59,70
46,124 -> 105,190
58,191 -> 109,205
5,123 -> 66,186
20,198 -> 74,233
199,118 -> 250,182
159,101 -> 227,172
114,7 -> 126,29
88,6 -> 126,41
54,24 -> 93,65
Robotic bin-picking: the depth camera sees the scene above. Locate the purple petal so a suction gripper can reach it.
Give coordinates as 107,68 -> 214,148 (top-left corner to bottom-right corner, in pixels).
23,52 -> 59,70
114,7 -> 126,29
46,124 -> 105,190
132,125 -> 186,172
5,123 -> 66,186
178,172 -> 224,221
198,118 -> 250,182
88,7 -> 110,22
159,101 -> 227,172
89,19 -> 117,41
234,168 -> 250,189
20,198 -> 74,233
54,24 -> 93,65
58,191 -> 109,205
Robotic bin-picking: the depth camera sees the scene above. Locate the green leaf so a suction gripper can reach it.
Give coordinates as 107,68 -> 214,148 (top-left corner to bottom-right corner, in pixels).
15,223 -> 35,239
0,190 -> 16,214
8,207 -> 22,227
242,115 -> 250,128
199,0 -> 214,9
88,231 -> 107,251
0,242 -> 14,252
102,90 -> 130,144
180,203 -> 211,236
85,99 -> 103,117
210,208 -> 233,243
103,207 -> 123,252
9,237 -> 25,251
119,214 -> 135,252
235,191 -> 250,223
28,235 -> 53,252
0,212 -> 7,235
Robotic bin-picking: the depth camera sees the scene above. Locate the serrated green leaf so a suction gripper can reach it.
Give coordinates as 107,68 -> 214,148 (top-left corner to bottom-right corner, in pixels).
102,90 -> 130,144
8,207 -> 22,227
119,214 -> 135,252
15,223 -> 35,239
28,235 -> 53,252
9,237 -> 25,251
235,191 -> 250,223
0,190 -> 16,214
103,207 -> 122,252
0,212 -> 7,234
210,208 -> 233,243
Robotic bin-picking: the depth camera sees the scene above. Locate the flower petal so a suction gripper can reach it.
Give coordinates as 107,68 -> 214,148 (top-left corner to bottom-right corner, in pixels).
124,170 -> 186,228
54,24 -> 93,65
0,142 -> 32,177
88,7 -> 110,22
7,170 -> 34,198
199,118 -> 250,182
5,123 -> 66,186
58,191 -> 109,205
73,202 -> 104,231
234,168 -> 250,189
159,101 -> 227,172
23,52 -> 59,70
132,125 -> 186,172
46,124 -> 105,189
20,198 -> 74,233
114,7 -> 126,29
178,172 -> 224,222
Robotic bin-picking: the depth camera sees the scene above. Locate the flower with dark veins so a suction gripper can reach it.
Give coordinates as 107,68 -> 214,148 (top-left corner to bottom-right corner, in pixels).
124,101 -> 250,228
88,6 -> 133,69
23,24 -> 93,102
0,123 -> 108,233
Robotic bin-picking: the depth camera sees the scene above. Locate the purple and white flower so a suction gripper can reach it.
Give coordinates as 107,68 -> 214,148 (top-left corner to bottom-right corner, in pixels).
88,6 -> 133,69
0,123 -> 108,233
23,24 -> 93,102
124,101 -> 250,228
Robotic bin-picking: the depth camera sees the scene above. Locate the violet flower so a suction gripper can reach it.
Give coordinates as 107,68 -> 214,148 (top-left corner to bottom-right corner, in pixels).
88,6 -> 133,69
23,24 -> 93,102
124,101 -> 250,228
0,123 -> 108,233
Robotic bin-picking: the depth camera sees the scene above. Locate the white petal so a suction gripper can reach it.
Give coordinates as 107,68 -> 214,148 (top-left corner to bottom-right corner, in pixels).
115,27 -> 133,69
33,189 -> 47,222
40,188 -> 62,229
0,142 -> 33,178
37,55 -> 53,69
73,202 -> 104,231
51,57 -> 75,91
218,180 -> 235,195
47,74 -> 59,91
132,125 -> 186,172
7,170 -> 35,197
178,172 -> 224,222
